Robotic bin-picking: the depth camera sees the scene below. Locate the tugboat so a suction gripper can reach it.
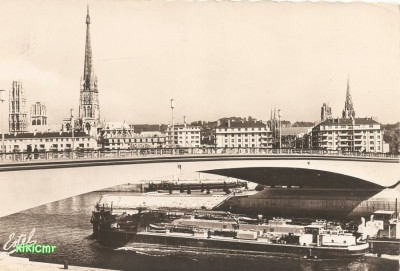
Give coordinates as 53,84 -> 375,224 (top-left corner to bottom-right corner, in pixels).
90,203 -> 141,245
358,210 -> 400,255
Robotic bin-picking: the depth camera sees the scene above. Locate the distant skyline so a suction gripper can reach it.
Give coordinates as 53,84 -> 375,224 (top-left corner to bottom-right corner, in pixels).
0,1 -> 399,126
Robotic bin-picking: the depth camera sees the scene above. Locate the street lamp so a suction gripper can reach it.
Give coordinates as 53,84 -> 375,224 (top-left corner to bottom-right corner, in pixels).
0,89 -> 5,160
170,99 -> 174,147
70,108 -> 75,157
278,109 -> 282,150
183,115 -> 186,148
351,117 -> 355,153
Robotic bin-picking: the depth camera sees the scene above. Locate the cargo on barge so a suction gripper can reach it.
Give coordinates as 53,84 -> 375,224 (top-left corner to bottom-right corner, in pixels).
131,216 -> 369,258
91,205 -> 369,257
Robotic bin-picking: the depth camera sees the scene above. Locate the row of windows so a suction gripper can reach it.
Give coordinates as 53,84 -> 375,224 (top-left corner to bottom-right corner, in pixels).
319,131 -> 381,136
224,144 -> 257,148
9,143 -> 93,150
218,127 -> 266,132
221,133 -> 267,137
320,124 -> 378,130
106,138 -> 165,143
6,137 -> 92,143
172,131 -> 200,134
225,138 -> 259,143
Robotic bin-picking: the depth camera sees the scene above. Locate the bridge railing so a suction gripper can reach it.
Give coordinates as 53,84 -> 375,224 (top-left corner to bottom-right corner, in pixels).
0,147 -> 398,163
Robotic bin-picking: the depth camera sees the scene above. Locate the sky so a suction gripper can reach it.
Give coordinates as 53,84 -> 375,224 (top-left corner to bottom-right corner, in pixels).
0,1 -> 399,126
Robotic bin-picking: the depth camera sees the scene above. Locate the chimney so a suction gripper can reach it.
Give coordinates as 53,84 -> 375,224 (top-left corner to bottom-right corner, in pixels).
217,120 -> 221,126
228,119 -> 231,127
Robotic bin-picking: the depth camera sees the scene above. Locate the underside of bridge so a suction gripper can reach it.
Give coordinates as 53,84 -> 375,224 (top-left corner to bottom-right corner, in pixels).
201,167 -> 384,189
201,167 -> 399,219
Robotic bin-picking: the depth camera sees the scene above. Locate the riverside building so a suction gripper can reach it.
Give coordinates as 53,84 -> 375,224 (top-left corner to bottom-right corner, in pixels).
99,122 -> 166,149
215,120 -> 273,148
167,123 -> 201,147
311,117 -> 384,153
3,131 -> 97,153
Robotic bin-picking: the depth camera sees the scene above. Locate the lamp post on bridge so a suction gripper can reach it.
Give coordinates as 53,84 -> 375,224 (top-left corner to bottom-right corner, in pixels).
0,89 -> 5,161
170,99 -> 175,147
278,109 -> 282,150
70,108 -> 75,158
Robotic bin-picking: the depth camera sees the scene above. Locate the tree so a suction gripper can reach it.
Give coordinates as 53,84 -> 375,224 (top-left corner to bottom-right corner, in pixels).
255,184 -> 265,191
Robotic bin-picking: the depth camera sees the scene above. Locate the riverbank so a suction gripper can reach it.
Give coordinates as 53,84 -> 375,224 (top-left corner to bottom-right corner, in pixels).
0,252 -> 114,271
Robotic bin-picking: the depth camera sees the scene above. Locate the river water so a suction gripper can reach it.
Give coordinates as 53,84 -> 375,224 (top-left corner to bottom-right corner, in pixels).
0,192 -> 398,271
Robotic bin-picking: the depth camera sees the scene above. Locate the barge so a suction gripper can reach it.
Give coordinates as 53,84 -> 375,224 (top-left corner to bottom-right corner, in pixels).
91,206 -> 369,257
132,216 -> 369,258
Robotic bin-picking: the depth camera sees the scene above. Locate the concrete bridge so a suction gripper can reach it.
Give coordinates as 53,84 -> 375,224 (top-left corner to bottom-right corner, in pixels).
0,148 -> 399,217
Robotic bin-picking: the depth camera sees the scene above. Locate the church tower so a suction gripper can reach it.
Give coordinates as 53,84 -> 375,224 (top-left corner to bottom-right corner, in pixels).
342,77 -> 355,118
79,6 -> 100,135
9,81 -> 28,133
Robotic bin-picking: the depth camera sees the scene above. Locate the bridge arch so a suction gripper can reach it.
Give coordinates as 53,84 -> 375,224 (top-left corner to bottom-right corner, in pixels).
0,153 -> 398,217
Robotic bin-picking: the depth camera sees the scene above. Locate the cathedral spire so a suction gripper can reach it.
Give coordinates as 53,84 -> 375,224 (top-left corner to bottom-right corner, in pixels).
79,6 -> 100,134
83,5 -> 95,92
342,75 -> 355,118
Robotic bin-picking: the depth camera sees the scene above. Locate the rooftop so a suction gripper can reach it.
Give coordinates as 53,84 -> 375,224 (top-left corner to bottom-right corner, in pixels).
316,117 -> 380,127
217,120 -> 266,129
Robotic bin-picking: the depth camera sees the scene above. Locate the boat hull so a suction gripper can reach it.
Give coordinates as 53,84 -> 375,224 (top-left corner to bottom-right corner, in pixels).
131,232 -> 369,258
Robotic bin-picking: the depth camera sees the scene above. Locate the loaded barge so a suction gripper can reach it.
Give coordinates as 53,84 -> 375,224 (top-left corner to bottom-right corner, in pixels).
91,207 -> 369,258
